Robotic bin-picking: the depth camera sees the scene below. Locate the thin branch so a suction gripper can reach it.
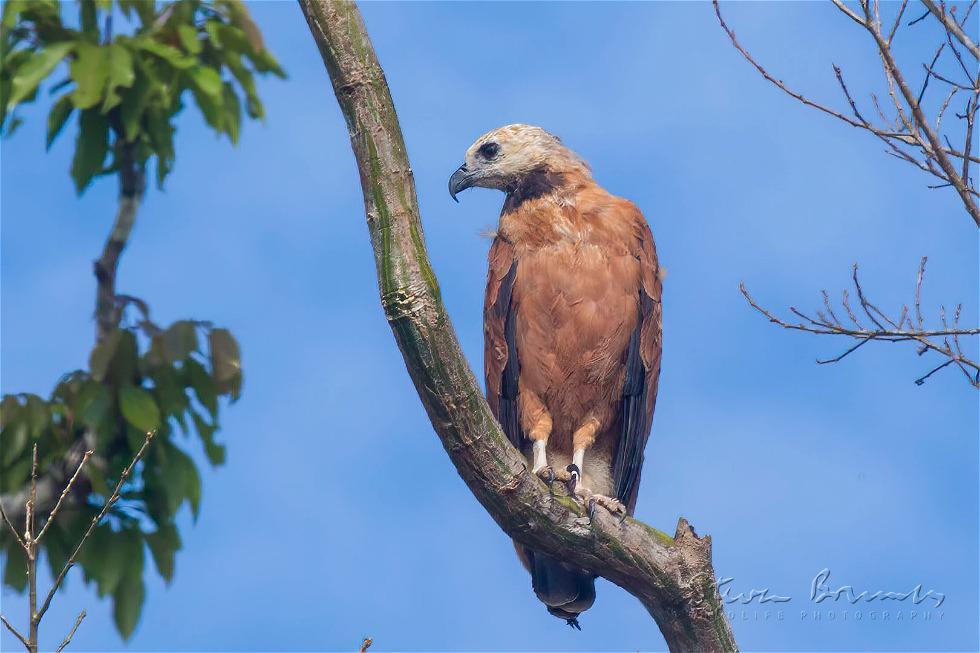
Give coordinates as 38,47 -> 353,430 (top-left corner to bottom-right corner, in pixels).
741,259 -> 980,388
921,0 -> 980,60
917,42 -> 946,104
922,63 -> 975,91
34,451 -> 93,544
831,0 -> 870,28
915,358 -> 956,384
0,615 -> 29,650
299,1 -> 738,650
55,610 -> 86,653
35,432 -> 156,623
817,337 -> 873,364
28,445 -> 38,653
358,637 -> 373,653
0,500 -> 27,551
714,0 -> 980,224
887,0 -> 910,43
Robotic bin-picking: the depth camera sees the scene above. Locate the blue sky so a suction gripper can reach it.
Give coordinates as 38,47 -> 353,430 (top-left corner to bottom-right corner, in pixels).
1,1 -> 977,651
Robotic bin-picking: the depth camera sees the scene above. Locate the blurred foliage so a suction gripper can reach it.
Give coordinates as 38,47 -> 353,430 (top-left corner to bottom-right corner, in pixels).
0,0 -> 281,639
1,316 -> 242,638
1,0 -> 284,191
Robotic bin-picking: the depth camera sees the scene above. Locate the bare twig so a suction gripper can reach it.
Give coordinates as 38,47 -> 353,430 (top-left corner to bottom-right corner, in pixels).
0,500 -> 26,551
55,610 -> 86,653
713,0 -> 980,225
28,446 -> 38,652
741,259 -> 980,388
34,451 -> 93,544
0,615 -> 29,650
921,0 -> 980,60
1,436 -> 155,651
35,432 -> 156,624
358,637 -> 373,653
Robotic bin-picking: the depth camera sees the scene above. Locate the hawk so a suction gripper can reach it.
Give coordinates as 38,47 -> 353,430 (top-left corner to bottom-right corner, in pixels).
449,124 -> 663,627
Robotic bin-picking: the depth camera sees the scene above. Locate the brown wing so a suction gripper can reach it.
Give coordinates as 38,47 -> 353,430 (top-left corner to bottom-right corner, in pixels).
484,236 -> 524,450
612,208 -> 663,514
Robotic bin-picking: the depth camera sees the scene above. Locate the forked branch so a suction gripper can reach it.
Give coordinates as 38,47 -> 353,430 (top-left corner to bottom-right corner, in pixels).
741,258 -> 979,388
0,433 -> 156,652
298,1 -> 737,650
713,0 -> 979,227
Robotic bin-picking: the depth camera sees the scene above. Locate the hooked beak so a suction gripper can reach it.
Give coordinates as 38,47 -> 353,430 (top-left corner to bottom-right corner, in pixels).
448,164 -> 475,202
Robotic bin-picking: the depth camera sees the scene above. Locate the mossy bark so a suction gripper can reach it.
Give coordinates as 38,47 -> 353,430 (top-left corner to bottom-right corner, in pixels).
298,2 -> 738,650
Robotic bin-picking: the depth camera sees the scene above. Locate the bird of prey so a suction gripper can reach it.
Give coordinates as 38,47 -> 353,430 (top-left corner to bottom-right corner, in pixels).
449,124 -> 663,628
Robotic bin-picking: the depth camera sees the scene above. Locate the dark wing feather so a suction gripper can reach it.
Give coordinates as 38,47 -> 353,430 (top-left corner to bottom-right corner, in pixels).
612,212 -> 663,514
484,237 -> 524,450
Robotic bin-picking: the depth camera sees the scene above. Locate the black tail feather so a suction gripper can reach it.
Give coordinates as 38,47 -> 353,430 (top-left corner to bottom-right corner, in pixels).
528,549 -> 596,627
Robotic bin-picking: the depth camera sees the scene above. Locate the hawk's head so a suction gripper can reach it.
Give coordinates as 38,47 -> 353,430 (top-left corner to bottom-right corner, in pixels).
448,124 -> 590,201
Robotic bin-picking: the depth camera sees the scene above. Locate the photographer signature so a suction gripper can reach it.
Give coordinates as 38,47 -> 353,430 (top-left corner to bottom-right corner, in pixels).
717,568 -> 945,608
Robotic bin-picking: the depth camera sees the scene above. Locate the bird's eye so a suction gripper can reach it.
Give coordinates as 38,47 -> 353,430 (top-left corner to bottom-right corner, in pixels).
478,142 -> 500,159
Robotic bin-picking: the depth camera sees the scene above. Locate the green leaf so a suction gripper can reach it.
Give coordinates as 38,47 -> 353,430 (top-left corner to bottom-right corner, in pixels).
145,523 -> 181,583
43,521 -> 70,581
107,330 -> 139,386
70,42 -> 109,110
75,381 -> 111,430
203,20 -> 223,48
4,115 -> 24,137
137,39 -> 195,69
3,540 -> 28,592
176,24 -> 201,55
149,365 -> 188,419
209,328 -> 242,399
118,386 -> 160,433
119,70 -> 153,142
101,43 -> 135,112
45,93 -> 73,149
5,42 -> 74,112
162,320 -> 198,362
78,524 -> 123,597
227,1 -> 264,52
144,107 -> 174,187
1,418 -> 28,466
187,66 -> 222,99
25,393 -> 49,438
2,456 -> 30,494
191,409 -> 225,466
221,82 -> 241,144
70,108 -> 108,193
162,442 -> 202,519
113,560 -> 145,639
183,358 -> 217,417
89,329 -> 121,381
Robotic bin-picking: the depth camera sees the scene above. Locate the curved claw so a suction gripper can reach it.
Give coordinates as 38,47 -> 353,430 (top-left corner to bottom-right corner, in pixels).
565,464 -> 580,497
535,465 -> 556,486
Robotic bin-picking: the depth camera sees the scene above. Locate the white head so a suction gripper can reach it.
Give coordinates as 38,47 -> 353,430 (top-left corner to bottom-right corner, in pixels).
448,124 -> 590,201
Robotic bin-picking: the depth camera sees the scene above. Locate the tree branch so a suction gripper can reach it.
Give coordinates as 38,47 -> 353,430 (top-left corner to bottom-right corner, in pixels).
0,438 -> 92,545
1,140 -> 148,532
740,258 -> 980,388
94,140 -> 146,343
921,0 -> 980,60
298,1 -> 738,650
55,610 -> 86,653
713,0 -> 980,226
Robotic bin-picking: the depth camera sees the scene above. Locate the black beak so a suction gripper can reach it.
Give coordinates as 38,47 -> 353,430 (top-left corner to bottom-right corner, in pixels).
448,164 -> 474,203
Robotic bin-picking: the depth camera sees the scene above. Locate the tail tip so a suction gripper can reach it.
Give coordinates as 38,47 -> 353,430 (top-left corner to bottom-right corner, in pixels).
547,606 -> 584,630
